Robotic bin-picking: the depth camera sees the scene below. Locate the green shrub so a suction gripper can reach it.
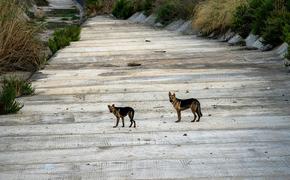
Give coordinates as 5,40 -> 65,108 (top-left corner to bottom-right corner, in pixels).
0,78 -> 25,115
232,4 -> 253,38
48,25 -> 81,54
232,0 -> 261,38
262,12 -> 290,46
48,38 -> 58,54
156,0 -> 196,25
251,0 -> 274,35
156,1 -> 177,25
85,0 -> 116,16
142,0 -> 155,16
3,76 -> 34,97
112,0 -> 135,19
283,24 -> 290,59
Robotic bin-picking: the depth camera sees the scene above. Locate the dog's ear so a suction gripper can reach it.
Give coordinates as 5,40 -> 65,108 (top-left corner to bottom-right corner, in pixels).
112,104 -> 115,107
173,93 -> 175,96
108,105 -> 111,108
169,91 -> 171,96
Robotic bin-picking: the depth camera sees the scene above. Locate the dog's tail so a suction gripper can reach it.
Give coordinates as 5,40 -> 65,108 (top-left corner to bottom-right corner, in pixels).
197,101 -> 203,117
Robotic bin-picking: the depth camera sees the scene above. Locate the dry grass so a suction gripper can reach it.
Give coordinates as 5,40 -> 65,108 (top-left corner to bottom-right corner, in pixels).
0,0 -> 44,73
192,0 -> 247,35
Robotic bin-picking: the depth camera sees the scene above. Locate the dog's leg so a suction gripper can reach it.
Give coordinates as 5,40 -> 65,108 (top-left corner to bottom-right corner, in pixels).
196,114 -> 200,122
191,107 -> 197,122
113,117 -> 119,128
128,111 -> 135,128
175,110 -> 181,123
121,117 -> 125,127
191,113 -> 197,122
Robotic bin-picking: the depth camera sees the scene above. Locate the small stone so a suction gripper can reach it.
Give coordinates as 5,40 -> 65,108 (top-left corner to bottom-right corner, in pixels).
164,136 -> 167,138
210,153 -> 213,155
208,114 -> 212,116
87,163 -> 90,165
212,105 -> 217,109
183,133 -> 187,136
186,90 -> 189,93
264,151 -> 268,154
232,100 -> 237,103
137,138 -> 141,141
145,40 -> 151,42
266,87 -> 271,90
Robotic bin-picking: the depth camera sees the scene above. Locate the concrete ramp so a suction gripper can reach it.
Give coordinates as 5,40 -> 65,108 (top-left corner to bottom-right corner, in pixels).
47,0 -> 75,9
0,16 -> 290,179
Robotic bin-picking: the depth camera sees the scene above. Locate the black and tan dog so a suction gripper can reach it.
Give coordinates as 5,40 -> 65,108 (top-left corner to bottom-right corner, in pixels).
169,92 -> 202,123
108,104 -> 136,128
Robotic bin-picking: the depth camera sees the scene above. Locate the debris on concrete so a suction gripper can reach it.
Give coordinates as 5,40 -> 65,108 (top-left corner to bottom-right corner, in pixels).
127,62 -> 142,67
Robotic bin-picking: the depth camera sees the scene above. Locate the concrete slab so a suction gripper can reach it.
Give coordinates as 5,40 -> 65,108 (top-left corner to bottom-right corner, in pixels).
0,16 -> 289,179
228,34 -> 244,45
245,33 -> 259,49
144,14 -> 157,26
165,19 -> 185,31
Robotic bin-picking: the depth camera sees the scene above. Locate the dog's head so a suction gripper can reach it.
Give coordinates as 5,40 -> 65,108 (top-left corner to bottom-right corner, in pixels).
168,92 -> 176,103
107,104 -> 115,113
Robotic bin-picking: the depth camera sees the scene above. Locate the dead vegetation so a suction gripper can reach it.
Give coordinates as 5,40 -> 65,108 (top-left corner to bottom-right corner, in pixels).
0,0 -> 45,73
192,0 -> 247,35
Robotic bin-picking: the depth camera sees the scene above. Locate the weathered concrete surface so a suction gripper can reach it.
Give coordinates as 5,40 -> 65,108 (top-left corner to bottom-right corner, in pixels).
47,0 -> 75,9
1,16 -> 290,179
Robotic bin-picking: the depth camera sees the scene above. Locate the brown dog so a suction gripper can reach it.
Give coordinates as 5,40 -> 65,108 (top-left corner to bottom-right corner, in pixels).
169,92 -> 202,123
108,104 -> 136,128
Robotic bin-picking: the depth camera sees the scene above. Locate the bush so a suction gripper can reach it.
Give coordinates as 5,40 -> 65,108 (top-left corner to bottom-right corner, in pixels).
48,25 -> 81,54
0,78 -> 25,115
156,0 -> 198,25
251,0 -> 274,35
232,4 -> 253,38
193,0 -> 247,35
3,76 -> 34,97
0,85 -> 23,115
0,0 -> 45,72
155,0 -> 177,25
85,0 -> 117,16
262,12 -> 290,46
112,0 -> 135,19
283,24 -> 290,59
142,0 -> 155,16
